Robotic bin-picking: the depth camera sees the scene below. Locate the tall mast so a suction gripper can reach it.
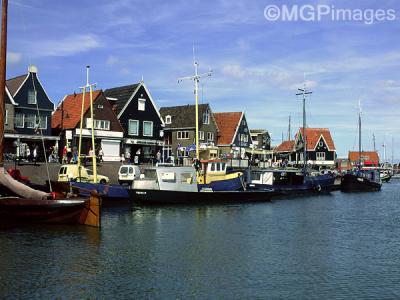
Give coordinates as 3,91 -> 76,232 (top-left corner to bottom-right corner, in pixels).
178,47 -> 212,160
372,133 -> 376,152
78,66 -> 97,182
0,0 -> 7,167
296,83 -> 312,173
287,115 -> 291,141
358,100 -> 362,169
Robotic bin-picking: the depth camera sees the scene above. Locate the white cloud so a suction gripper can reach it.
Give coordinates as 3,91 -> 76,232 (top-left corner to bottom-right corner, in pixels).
30,34 -> 101,57
7,52 -> 22,64
106,55 -> 120,66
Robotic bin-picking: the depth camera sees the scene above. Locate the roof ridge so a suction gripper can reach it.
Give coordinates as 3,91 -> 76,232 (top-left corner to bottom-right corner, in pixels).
104,83 -> 139,91
6,74 -> 26,82
160,103 -> 209,109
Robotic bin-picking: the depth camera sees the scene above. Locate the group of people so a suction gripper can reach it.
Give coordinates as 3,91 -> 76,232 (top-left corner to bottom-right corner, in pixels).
122,149 -> 162,165
62,145 -> 104,164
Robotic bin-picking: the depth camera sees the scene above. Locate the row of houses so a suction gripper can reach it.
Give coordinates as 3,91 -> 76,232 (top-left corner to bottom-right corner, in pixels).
5,65 -> 376,168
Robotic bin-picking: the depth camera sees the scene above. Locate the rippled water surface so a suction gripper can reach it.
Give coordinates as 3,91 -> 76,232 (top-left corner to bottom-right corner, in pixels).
1,182 -> 400,299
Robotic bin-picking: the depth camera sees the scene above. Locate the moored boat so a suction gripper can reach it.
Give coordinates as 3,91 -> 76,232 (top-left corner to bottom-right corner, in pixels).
129,166 -> 275,205
247,168 -> 335,194
197,160 -> 244,191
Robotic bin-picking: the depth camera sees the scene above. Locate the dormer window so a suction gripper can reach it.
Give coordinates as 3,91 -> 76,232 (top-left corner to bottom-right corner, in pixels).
28,90 -> 37,104
165,115 -> 172,124
138,98 -> 146,111
203,110 -> 210,124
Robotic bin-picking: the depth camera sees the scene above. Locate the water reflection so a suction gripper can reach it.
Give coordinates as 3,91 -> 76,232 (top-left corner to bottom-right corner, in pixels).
1,184 -> 400,298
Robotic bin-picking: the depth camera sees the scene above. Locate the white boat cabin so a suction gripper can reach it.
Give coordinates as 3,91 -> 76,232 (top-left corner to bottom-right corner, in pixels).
133,166 -> 198,192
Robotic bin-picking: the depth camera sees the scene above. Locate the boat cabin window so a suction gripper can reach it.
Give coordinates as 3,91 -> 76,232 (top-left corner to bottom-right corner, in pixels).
161,172 -> 176,183
216,163 -> 220,171
181,172 -> 193,184
221,163 -> 226,171
211,163 -> 215,171
251,172 -> 262,181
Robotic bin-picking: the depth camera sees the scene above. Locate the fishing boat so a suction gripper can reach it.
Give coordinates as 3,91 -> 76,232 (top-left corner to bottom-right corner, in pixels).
247,168 -> 335,194
380,169 -> 392,183
128,166 -> 275,205
0,0 -> 100,227
340,102 -> 382,192
197,160 -> 244,191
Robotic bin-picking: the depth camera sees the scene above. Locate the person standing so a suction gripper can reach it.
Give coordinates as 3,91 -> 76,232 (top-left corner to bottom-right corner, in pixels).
156,150 -> 161,163
33,146 -> 37,165
99,147 -> 104,163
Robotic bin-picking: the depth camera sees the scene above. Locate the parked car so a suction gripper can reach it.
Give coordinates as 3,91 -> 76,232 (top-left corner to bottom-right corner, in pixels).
57,164 -> 109,184
118,164 -> 140,185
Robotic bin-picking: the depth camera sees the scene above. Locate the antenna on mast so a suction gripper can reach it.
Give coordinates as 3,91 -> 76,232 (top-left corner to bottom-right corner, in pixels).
373,133 -> 376,152
178,46 -> 212,160
288,115 -> 291,141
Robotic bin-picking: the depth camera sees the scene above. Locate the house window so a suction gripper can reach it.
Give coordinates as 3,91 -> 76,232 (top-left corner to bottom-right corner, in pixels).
242,120 -> 246,126
94,120 -> 110,130
207,132 -> 214,141
203,110 -> 210,124
241,134 -> 248,143
28,90 -> 37,104
143,121 -> 153,136
38,115 -> 47,129
177,131 -> 189,139
319,140 -> 323,147
138,99 -> 146,111
316,152 -> 325,161
15,113 -> 24,128
5,109 -> 8,125
97,104 -> 103,109
25,114 -> 36,128
128,119 -> 139,136
165,115 -> 172,124
199,131 -> 205,140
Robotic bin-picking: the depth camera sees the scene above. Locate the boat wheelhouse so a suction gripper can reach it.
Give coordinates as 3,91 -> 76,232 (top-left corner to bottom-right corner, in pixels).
197,160 -> 244,191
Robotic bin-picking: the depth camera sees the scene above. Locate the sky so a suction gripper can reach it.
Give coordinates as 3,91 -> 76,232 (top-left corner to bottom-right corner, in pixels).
5,0 -> 400,159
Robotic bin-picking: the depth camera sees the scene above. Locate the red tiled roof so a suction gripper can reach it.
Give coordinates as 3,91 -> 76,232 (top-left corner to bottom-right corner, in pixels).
52,90 -> 102,130
6,74 -> 27,96
275,140 -> 295,152
298,128 -> 336,150
348,151 -> 379,163
214,112 -> 242,145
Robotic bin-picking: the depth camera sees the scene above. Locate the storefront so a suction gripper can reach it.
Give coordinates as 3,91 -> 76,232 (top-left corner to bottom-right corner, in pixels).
124,138 -> 164,163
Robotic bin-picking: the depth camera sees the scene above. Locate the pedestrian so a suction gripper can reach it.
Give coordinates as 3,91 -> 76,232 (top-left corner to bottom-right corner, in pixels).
125,151 -> 131,164
156,150 -> 161,163
62,145 -> 67,164
99,147 -> 104,163
26,147 -> 31,162
33,146 -> 37,165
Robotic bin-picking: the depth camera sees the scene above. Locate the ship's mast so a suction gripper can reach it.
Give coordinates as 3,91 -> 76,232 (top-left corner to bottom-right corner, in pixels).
358,100 -> 362,169
78,66 -> 97,182
296,83 -> 312,173
0,0 -> 7,167
178,47 -> 212,160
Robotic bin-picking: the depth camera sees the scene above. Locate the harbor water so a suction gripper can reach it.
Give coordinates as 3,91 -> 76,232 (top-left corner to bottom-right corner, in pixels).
1,182 -> 400,299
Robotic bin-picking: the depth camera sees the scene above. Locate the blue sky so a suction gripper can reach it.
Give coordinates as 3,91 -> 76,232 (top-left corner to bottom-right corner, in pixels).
6,0 -> 400,159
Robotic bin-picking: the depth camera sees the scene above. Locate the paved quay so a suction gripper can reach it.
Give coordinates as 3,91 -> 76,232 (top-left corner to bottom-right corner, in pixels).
3,161 -> 129,185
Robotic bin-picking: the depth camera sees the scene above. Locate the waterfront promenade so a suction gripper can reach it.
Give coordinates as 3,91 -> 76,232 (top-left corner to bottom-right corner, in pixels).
3,161 -> 126,185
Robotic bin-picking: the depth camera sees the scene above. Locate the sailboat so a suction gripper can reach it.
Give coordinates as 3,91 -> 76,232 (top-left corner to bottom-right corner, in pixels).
340,102 -> 382,192
0,0 -> 100,227
247,84 -> 335,194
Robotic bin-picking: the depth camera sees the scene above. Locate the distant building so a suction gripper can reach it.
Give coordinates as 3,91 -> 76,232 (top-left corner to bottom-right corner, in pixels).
213,112 -> 252,158
348,151 -> 379,167
274,140 -> 295,162
159,104 -> 219,160
4,66 -> 58,160
52,90 -> 124,161
293,128 -> 336,167
104,81 -> 164,163
250,129 -> 271,150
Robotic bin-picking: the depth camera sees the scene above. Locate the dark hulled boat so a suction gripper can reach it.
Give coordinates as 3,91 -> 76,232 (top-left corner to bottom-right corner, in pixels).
341,170 -> 381,192
128,166 -> 275,205
340,102 -> 382,192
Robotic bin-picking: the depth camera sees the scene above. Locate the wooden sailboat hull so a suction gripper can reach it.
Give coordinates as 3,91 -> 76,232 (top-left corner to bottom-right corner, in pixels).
0,194 -> 100,227
128,189 -> 276,205
340,174 -> 382,192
